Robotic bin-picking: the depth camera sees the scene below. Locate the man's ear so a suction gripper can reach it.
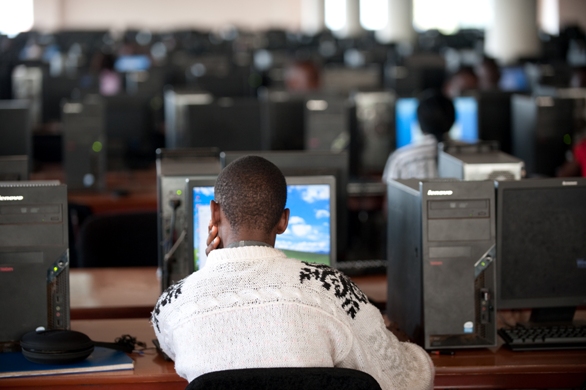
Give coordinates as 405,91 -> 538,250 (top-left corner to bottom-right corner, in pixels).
210,200 -> 221,225
275,208 -> 290,235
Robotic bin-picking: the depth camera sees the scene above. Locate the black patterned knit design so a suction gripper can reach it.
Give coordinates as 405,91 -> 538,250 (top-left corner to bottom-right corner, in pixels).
299,263 -> 368,319
152,279 -> 184,332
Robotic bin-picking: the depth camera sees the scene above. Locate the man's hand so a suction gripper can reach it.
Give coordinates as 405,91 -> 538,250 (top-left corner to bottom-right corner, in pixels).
205,221 -> 221,256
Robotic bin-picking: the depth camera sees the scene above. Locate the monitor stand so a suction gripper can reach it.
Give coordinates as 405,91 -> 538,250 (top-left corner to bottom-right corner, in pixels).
529,306 -> 577,325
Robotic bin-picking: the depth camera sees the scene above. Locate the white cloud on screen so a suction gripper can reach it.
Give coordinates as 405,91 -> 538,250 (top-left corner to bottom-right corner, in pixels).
292,224 -> 312,236
292,185 -> 329,203
195,187 -> 214,197
315,209 -> 329,219
289,216 -> 305,225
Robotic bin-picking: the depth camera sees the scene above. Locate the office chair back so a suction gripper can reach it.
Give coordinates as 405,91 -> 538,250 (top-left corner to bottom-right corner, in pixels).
185,367 -> 382,390
75,211 -> 158,267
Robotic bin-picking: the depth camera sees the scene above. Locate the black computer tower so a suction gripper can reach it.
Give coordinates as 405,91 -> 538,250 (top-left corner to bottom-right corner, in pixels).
352,91 -> 395,176
156,148 -> 221,291
0,181 -> 70,351
62,95 -> 106,191
387,179 -> 497,350
304,94 -> 357,154
511,95 -> 575,177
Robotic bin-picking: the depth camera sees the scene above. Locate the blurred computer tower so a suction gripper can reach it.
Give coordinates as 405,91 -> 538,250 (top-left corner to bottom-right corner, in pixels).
259,90 -> 305,151
0,100 -> 32,162
512,95 -> 575,177
352,91 -> 396,176
304,94 -> 357,156
476,91 -> 514,154
156,148 -> 221,291
0,181 -> 70,351
0,155 -> 29,181
438,142 -> 524,181
387,179 -> 497,350
62,95 -> 106,191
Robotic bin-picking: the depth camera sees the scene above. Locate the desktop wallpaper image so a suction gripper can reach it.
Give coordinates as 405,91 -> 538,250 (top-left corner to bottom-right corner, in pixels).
192,184 -> 331,269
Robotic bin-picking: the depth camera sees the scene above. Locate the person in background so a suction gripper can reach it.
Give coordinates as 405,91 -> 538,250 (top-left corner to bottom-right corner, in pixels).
152,156 -> 434,390
382,90 -> 456,182
443,66 -> 479,98
284,60 -> 321,92
475,56 -> 501,91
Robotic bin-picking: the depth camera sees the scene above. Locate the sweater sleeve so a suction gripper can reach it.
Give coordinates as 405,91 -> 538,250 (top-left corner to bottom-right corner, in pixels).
151,279 -> 186,362
338,302 -> 434,390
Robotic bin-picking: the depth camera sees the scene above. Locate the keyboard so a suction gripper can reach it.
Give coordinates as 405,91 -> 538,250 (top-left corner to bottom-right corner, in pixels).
498,324 -> 586,351
335,259 -> 387,276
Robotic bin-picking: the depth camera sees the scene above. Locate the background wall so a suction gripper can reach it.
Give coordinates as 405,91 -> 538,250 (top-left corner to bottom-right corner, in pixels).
558,0 -> 586,31
33,0 -> 304,32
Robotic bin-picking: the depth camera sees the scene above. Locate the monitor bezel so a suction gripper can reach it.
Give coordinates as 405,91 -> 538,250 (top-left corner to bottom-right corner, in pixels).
186,174 -> 337,276
496,178 -> 586,310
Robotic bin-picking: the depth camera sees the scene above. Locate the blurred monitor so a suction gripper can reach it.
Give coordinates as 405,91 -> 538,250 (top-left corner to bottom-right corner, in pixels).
395,96 -> 478,148
0,100 -> 32,161
499,66 -> 530,92
496,178 -> 586,324
187,175 -> 336,273
114,55 -> 151,73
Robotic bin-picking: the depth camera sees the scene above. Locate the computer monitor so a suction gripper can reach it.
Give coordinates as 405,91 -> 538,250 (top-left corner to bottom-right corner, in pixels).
164,90 -> 263,151
0,100 -> 32,160
395,96 -> 478,148
114,55 -> 151,73
220,150 -> 349,261
0,155 -> 28,181
499,66 -> 530,92
496,178 -> 586,323
187,175 -> 336,273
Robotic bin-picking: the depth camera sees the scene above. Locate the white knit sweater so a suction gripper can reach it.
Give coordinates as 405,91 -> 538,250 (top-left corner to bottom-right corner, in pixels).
151,246 -> 434,389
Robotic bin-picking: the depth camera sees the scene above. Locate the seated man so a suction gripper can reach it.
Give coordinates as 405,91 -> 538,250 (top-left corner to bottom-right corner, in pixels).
152,156 -> 434,389
382,90 -> 456,182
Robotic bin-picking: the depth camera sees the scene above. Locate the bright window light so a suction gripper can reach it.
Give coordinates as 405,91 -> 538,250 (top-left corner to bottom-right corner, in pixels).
360,0 -> 388,31
325,0 -> 347,31
413,0 -> 492,34
0,0 -> 34,37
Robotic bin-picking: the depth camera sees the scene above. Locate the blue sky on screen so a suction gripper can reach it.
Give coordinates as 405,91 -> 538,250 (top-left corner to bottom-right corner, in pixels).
276,184 -> 331,254
192,186 -> 215,265
193,184 -> 331,256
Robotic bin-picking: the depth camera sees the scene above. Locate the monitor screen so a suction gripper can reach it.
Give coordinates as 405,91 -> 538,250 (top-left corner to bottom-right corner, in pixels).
114,55 -> 151,73
496,178 -> 586,311
188,175 -> 336,272
395,96 -> 478,148
220,150 -> 348,261
499,66 -> 530,92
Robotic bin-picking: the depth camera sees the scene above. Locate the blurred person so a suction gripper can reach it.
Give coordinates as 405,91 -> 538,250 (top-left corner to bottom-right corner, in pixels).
383,90 -> 456,182
443,66 -> 478,98
475,56 -> 501,90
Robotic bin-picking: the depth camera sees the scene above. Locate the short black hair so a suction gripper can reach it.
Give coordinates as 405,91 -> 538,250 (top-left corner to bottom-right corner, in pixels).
214,155 -> 287,234
417,90 -> 456,142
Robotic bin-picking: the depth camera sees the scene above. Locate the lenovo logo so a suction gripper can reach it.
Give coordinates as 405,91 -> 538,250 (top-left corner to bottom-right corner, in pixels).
0,195 -> 24,201
427,190 -> 453,196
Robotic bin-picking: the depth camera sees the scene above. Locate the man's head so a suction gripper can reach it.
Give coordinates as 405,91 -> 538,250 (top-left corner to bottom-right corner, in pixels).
417,90 -> 456,142
443,66 -> 479,98
212,156 -> 288,245
475,56 -> 501,90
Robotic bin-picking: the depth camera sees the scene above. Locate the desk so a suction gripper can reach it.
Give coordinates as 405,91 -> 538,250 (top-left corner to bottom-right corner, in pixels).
69,267 -> 386,320
0,319 -> 188,390
31,167 -> 158,215
2,318 -> 585,390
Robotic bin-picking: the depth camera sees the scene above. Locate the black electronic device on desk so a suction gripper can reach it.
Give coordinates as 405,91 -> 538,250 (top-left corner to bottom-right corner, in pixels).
496,178 -> 586,351
0,181 -> 69,352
